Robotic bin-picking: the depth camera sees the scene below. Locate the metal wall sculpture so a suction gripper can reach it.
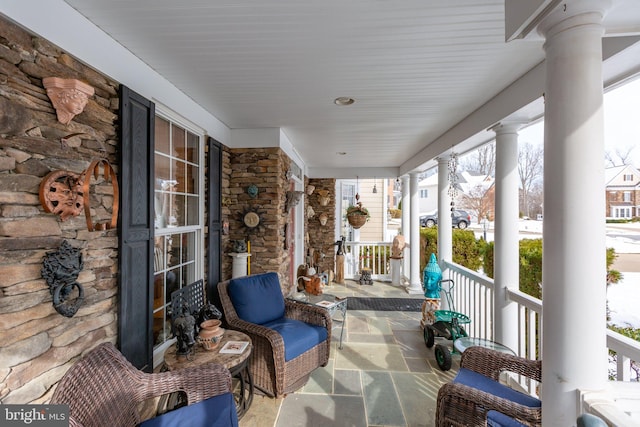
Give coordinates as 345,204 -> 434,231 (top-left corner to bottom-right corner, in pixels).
41,241 -> 85,318
82,159 -> 119,231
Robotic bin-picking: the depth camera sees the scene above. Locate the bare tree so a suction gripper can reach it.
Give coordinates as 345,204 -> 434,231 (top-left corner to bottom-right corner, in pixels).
605,145 -> 635,166
461,142 -> 495,176
525,182 -> 544,219
518,142 -> 544,218
458,180 -> 494,223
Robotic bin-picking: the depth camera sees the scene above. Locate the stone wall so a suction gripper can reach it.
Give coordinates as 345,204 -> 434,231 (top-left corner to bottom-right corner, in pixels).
224,147 -> 294,293
0,18 -> 119,403
0,13 -> 315,405
306,179 -> 336,275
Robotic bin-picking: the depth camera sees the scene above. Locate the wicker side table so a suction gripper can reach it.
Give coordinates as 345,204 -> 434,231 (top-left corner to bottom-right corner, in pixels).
163,329 -> 254,419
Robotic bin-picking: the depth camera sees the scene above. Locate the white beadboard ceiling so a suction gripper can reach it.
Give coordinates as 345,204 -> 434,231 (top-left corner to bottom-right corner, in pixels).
61,0 -> 640,176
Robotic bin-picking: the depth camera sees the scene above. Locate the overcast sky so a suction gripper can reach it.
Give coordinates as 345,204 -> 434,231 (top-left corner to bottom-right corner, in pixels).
518,77 -> 640,167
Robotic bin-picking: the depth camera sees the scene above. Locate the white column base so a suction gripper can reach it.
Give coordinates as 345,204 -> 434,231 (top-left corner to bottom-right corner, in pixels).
390,258 -> 403,286
405,282 -> 423,294
229,252 -> 251,278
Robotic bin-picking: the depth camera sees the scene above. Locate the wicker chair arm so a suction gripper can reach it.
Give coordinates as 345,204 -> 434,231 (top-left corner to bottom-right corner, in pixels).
285,300 -> 332,328
140,363 -> 232,405
460,346 -> 542,383
436,382 -> 542,426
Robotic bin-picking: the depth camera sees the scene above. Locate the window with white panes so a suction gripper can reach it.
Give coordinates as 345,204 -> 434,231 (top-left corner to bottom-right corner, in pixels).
153,115 -> 203,349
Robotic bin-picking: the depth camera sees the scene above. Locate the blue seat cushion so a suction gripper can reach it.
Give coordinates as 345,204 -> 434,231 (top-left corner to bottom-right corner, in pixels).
454,368 -> 540,427
138,392 -> 238,427
228,272 -> 285,325
262,317 -> 328,361
453,368 -> 541,408
487,410 -> 527,427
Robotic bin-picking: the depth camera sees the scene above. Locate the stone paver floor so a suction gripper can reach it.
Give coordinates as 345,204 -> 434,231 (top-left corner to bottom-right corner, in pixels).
238,280 -> 460,427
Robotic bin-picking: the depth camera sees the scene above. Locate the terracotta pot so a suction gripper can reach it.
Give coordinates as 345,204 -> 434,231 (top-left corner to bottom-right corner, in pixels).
200,319 -> 221,330
198,319 -> 224,350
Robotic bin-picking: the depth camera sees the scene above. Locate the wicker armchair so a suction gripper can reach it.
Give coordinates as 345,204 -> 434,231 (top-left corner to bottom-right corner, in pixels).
436,346 -> 542,427
50,342 -> 238,427
218,272 -> 331,397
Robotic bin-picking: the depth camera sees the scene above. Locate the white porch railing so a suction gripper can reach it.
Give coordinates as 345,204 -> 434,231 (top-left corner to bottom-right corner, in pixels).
340,242 -> 640,385
343,241 -> 392,281
443,261 -> 496,342
443,259 -> 640,379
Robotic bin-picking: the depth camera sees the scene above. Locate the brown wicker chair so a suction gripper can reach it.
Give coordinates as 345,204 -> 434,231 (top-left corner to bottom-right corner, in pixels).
218,273 -> 331,398
50,342 -> 237,427
436,346 -> 542,426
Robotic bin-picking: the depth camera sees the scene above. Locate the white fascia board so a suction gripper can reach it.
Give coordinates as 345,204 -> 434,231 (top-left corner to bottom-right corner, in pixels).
0,0 -> 230,144
306,167 -> 400,180
229,128 -> 280,148
401,36 -> 640,177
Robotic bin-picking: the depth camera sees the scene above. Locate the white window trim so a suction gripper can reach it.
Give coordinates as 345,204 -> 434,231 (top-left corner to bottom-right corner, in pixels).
152,105 -> 206,367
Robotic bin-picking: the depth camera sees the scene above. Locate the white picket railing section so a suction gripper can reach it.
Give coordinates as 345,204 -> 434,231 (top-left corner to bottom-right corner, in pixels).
343,241 -> 392,281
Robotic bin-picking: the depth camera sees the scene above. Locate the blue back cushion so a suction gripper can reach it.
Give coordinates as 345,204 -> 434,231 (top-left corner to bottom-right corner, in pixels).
138,392 -> 238,427
228,272 -> 285,324
262,317 -> 328,361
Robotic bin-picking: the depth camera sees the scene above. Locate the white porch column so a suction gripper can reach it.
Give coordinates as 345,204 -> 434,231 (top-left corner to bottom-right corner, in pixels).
401,175 -> 411,278
538,2 -> 609,424
491,123 -> 522,352
437,157 -> 453,309
406,172 -> 422,294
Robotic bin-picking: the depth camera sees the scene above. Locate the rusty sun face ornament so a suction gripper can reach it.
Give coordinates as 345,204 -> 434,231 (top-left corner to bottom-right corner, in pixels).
39,170 -> 84,221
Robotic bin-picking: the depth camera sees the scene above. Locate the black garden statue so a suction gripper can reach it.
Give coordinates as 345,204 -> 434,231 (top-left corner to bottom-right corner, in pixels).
41,240 -> 85,318
172,300 -> 197,356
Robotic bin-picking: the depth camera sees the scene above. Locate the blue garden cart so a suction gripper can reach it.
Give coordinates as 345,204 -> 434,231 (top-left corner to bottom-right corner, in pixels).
423,278 -> 471,370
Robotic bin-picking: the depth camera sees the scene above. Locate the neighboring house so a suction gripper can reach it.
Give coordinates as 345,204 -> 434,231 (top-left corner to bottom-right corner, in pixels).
418,173 -> 439,214
605,164 -> 640,219
335,178 -> 386,242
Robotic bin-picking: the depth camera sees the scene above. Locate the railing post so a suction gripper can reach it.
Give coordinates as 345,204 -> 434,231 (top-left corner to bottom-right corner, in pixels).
617,355 -> 630,381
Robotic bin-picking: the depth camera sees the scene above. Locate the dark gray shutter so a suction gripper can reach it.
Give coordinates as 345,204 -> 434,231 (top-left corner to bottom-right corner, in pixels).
118,85 -> 155,372
207,137 -> 223,306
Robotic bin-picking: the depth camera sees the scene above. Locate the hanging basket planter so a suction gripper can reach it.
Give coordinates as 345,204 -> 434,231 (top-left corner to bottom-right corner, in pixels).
346,201 -> 370,229
347,212 -> 367,229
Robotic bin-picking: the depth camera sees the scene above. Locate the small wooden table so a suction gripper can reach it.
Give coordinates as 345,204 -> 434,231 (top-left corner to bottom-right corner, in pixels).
163,329 -> 253,419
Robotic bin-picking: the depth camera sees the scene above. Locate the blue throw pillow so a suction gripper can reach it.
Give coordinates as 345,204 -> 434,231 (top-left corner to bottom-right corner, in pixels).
228,272 -> 285,324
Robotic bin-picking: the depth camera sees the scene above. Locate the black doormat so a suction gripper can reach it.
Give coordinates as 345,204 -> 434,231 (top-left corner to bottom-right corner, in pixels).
347,297 -> 423,312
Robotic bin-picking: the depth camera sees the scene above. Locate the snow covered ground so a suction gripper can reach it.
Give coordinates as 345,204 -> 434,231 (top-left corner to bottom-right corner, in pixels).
600,223 -> 640,329
608,273 -> 640,329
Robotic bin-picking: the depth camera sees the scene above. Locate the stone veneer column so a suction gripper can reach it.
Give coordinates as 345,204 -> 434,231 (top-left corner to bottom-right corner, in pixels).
538,1 -> 609,424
